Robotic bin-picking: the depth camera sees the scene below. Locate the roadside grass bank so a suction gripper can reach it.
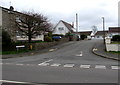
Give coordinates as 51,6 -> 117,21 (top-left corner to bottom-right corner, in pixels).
107,51 -> 120,54
2,49 -> 32,55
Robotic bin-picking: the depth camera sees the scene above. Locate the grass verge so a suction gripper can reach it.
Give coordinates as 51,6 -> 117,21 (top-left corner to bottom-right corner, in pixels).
1,49 -> 32,55
108,51 -> 120,54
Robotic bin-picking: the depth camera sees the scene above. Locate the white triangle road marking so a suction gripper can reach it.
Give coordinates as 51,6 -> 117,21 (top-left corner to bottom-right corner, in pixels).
95,65 -> 106,69
64,64 -> 75,67
111,66 -> 120,70
80,65 -> 90,68
50,63 -> 61,67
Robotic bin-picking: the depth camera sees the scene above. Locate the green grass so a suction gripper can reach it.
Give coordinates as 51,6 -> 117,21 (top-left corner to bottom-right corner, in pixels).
31,41 -> 47,43
111,42 -> 120,44
108,51 -> 120,54
2,49 -> 32,55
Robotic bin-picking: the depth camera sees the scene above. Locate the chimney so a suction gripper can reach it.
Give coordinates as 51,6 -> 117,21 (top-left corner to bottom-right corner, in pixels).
9,6 -> 14,11
72,22 -> 74,28
76,13 -> 78,32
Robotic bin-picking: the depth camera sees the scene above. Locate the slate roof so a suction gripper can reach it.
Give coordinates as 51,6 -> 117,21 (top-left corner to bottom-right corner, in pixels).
60,20 -> 74,32
95,31 -> 108,35
78,31 -> 108,36
79,31 -> 92,35
109,27 -> 120,33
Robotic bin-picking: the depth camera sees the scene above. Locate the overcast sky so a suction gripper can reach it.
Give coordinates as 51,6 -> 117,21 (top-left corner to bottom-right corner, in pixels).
0,0 -> 119,31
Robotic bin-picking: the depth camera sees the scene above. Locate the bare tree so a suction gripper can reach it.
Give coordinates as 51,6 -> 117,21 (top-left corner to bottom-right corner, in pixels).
16,12 -> 52,43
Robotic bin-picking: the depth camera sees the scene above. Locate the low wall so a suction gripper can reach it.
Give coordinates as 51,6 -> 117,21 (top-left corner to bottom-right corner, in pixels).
31,38 -> 69,50
106,44 -> 120,51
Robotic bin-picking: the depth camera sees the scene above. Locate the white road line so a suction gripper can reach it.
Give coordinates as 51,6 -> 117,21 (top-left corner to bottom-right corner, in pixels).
95,65 -> 106,69
80,65 -> 90,69
38,63 -> 49,66
50,63 -> 61,67
4,63 -> 11,65
111,66 -> 120,70
16,64 -> 24,66
64,64 -> 74,68
0,80 -> 31,84
38,59 -> 53,66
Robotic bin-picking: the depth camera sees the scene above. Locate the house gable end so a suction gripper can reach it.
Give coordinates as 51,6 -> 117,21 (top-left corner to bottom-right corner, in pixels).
52,20 -> 71,35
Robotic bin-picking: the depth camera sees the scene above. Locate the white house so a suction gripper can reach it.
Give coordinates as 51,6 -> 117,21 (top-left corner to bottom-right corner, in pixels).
52,20 -> 75,35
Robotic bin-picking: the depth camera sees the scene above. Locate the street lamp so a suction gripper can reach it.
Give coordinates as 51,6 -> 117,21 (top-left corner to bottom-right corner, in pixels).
102,17 -> 105,44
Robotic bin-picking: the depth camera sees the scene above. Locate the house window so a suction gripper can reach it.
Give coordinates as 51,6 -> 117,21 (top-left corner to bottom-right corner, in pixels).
16,17 -> 21,23
58,27 -> 64,30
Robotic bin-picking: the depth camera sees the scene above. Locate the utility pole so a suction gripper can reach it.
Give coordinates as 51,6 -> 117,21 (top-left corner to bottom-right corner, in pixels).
76,13 -> 78,33
102,17 -> 105,44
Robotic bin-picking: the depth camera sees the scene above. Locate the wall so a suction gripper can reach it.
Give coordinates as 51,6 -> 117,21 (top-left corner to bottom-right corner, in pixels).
2,8 -> 19,41
106,44 -> 120,51
32,38 -> 69,50
0,7 -> 2,27
105,38 -> 120,51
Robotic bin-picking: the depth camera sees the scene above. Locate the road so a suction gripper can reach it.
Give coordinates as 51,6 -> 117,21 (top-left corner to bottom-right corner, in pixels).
1,40 -> 119,84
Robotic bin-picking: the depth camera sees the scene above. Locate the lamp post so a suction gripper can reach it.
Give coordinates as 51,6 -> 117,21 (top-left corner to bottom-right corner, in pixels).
102,17 -> 105,44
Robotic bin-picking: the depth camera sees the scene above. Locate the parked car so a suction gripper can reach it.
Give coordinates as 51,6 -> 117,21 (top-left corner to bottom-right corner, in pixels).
52,36 -> 62,41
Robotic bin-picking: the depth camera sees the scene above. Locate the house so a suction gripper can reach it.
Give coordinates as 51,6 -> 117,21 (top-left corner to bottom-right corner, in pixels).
79,31 -> 92,35
52,20 -> 75,35
94,31 -> 108,39
79,31 -> 108,39
0,6 -> 44,42
107,27 -> 120,38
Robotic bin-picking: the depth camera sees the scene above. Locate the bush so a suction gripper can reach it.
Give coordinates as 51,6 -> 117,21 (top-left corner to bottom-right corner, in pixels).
2,29 -> 15,51
81,34 -> 87,40
44,36 -> 52,42
111,35 -> 120,41
48,32 -> 52,37
65,32 -> 71,37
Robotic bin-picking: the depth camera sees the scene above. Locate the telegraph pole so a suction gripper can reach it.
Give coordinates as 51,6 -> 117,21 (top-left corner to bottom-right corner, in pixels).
102,17 -> 105,44
76,13 -> 78,33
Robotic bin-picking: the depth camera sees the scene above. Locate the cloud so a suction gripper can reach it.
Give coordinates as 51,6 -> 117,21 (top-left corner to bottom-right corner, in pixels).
0,0 -> 119,31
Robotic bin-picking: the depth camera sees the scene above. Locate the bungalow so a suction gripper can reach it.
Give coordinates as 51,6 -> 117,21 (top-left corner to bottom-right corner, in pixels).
79,31 -> 108,39
94,31 -> 108,39
52,20 -> 75,35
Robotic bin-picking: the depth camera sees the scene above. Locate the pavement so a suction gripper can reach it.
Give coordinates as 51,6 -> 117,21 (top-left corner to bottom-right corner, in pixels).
92,40 -> 120,61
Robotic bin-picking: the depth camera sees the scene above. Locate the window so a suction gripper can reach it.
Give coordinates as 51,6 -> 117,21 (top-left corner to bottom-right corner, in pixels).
58,27 -> 64,30
16,16 -> 21,23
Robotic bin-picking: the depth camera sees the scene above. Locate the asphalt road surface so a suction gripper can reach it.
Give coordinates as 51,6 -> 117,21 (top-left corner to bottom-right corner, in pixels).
1,40 -> 120,84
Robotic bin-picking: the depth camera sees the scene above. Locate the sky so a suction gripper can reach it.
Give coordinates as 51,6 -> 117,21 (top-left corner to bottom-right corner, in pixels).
0,0 -> 119,31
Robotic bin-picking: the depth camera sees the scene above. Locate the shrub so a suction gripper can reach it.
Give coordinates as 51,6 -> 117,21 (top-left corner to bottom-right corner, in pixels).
48,32 -> 52,37
81,34 -> 87,40
2,29 -> 15,51
44,36 -> 52,42
65,32 -> 71,37
111,35 -> 120,41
